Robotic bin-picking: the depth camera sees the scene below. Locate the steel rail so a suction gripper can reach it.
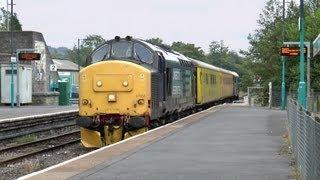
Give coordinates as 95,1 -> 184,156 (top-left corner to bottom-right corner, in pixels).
0,131 -> 81,166
0,123 -> 78,141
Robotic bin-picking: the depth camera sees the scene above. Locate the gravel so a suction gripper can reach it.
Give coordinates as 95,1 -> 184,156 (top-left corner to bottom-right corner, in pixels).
0,142 -> 93,180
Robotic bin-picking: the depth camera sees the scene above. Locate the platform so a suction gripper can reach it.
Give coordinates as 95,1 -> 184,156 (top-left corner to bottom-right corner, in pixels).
0,105 -> 78,121
21,105 -> 291,180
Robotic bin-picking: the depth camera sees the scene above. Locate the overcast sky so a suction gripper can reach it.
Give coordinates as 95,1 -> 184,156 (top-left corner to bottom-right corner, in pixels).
1,0 -> 269,52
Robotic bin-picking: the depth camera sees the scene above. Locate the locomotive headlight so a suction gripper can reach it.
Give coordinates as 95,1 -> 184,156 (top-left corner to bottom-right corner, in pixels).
96,81 -> 103,87
108,94 -> 116,102
122,81 -> 129,87
82,99 -> 89,105
138,99 -> 145,105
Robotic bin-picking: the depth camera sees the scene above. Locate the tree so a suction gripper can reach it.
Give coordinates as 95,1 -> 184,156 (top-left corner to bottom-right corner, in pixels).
48,46 -> 69,59
67,34 -> 106,67
171,41 -> 206,60
82,35 -> 106,49
146,38 -> 165,47
0,8 -> 22,31
207,40 -> 229,68
241,0 -> 320,105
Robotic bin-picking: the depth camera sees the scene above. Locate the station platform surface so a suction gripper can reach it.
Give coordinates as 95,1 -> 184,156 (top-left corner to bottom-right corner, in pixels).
0,105 -> 78,121
23,105 -> 291,180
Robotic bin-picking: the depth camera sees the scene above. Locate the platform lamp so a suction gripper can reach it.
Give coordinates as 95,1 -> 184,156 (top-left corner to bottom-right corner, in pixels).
280,0 -> 292,110
9,0 -> 15,108
298,0 -> 307,109
77,38 -> 86,71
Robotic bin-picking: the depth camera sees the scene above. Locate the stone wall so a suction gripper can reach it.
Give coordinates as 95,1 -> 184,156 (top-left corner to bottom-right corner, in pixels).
0,31 -> 59,105
32,92 -> 60,105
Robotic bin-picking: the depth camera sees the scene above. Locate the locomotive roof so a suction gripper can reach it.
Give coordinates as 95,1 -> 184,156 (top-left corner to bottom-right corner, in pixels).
137,39 -> 191,63
136,39 -> 238,77
105,37 -> 238,77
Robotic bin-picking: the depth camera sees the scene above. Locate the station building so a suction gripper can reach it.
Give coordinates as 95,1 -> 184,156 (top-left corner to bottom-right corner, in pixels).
0,31 -> 59,105
52,59 -> 80,99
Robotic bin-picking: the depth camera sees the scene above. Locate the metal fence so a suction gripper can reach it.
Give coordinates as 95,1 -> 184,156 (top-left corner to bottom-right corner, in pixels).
287,98 -> 320,180
308,92 -> 320,114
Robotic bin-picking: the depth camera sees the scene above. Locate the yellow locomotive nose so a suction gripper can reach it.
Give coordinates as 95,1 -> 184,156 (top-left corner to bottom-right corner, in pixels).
78,60 -> 151,148
79,60 -> 151,116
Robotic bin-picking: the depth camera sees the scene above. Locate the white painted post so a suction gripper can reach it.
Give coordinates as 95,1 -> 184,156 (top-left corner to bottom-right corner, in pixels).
269,82 -> 272,109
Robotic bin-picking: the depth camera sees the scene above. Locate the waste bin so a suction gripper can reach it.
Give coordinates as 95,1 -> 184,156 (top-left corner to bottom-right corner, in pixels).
58,81 -> 70,106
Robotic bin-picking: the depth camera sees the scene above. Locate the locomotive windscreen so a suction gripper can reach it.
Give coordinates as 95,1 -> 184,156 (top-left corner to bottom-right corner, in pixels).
91,40 -> 154,64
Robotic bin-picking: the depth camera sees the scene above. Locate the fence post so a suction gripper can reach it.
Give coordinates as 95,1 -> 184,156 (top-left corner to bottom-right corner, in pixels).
269,82 -> 272,109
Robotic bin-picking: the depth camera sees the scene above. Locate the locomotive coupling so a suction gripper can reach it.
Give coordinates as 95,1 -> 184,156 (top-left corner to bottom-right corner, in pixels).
124,117 -> 146,131
76,116 -> 100,130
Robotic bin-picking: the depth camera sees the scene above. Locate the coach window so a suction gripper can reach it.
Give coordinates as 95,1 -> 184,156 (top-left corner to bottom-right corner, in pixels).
92,44 -> 110,63
134,43 -> 154,64
205,74 -> 208,84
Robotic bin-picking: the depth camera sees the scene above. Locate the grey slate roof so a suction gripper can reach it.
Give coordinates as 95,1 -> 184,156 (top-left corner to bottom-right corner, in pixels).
52,59 -> 80,71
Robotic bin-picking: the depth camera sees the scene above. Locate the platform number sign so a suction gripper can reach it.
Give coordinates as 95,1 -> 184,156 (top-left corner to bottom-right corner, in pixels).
10,57 -> 17,63
50,64 -> 58,72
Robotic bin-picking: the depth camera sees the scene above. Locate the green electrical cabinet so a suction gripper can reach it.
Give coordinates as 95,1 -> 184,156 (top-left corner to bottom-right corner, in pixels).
58,81 -> 70,106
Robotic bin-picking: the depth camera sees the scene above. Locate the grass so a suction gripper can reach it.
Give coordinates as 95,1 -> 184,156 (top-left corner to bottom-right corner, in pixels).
280,131 -> 301,180
15,134 -> 38,144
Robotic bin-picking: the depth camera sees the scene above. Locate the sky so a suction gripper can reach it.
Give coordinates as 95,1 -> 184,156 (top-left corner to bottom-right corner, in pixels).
1,0 -> 269,52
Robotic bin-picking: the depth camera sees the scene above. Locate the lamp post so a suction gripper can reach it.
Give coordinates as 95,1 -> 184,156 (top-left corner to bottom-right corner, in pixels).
6,0 -> 9,30
298,0 -> 307,108
77,38 -> 86,71
9,0 -> 14,108
280,0 -> 286,110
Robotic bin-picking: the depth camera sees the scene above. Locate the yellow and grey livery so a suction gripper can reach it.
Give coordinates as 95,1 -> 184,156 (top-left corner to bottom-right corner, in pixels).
77,36 -> 239,148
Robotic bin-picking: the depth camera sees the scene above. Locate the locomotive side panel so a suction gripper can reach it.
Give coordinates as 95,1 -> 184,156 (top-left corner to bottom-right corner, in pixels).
162,61 -> 195,116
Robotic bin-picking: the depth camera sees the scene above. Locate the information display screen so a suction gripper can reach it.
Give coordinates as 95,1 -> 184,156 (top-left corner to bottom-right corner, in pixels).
18,53 -> 41,61
281,47 -> 307,57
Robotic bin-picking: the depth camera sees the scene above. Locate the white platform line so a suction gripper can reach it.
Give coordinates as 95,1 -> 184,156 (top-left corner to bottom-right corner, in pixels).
0,110 -> 79,123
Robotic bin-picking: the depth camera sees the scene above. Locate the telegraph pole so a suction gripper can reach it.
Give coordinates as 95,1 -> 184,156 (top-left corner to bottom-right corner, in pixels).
77,39 -> 80,71
298,0 -> 306,108
6,0 -> 9,30
281,0 -> 286,110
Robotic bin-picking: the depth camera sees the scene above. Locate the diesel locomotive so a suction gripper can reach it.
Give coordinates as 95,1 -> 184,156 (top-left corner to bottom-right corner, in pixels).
77,36 -> 239,148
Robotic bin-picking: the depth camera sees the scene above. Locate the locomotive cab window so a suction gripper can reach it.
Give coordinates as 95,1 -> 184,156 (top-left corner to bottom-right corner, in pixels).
134,43 -> 154,64
111,41 -> 133,59
91,40 -> 155,65
92,44 -> 110,63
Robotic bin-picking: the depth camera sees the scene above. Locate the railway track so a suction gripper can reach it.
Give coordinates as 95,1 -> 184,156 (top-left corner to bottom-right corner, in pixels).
0,130 -> 80,166
0,111 -> 79,141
